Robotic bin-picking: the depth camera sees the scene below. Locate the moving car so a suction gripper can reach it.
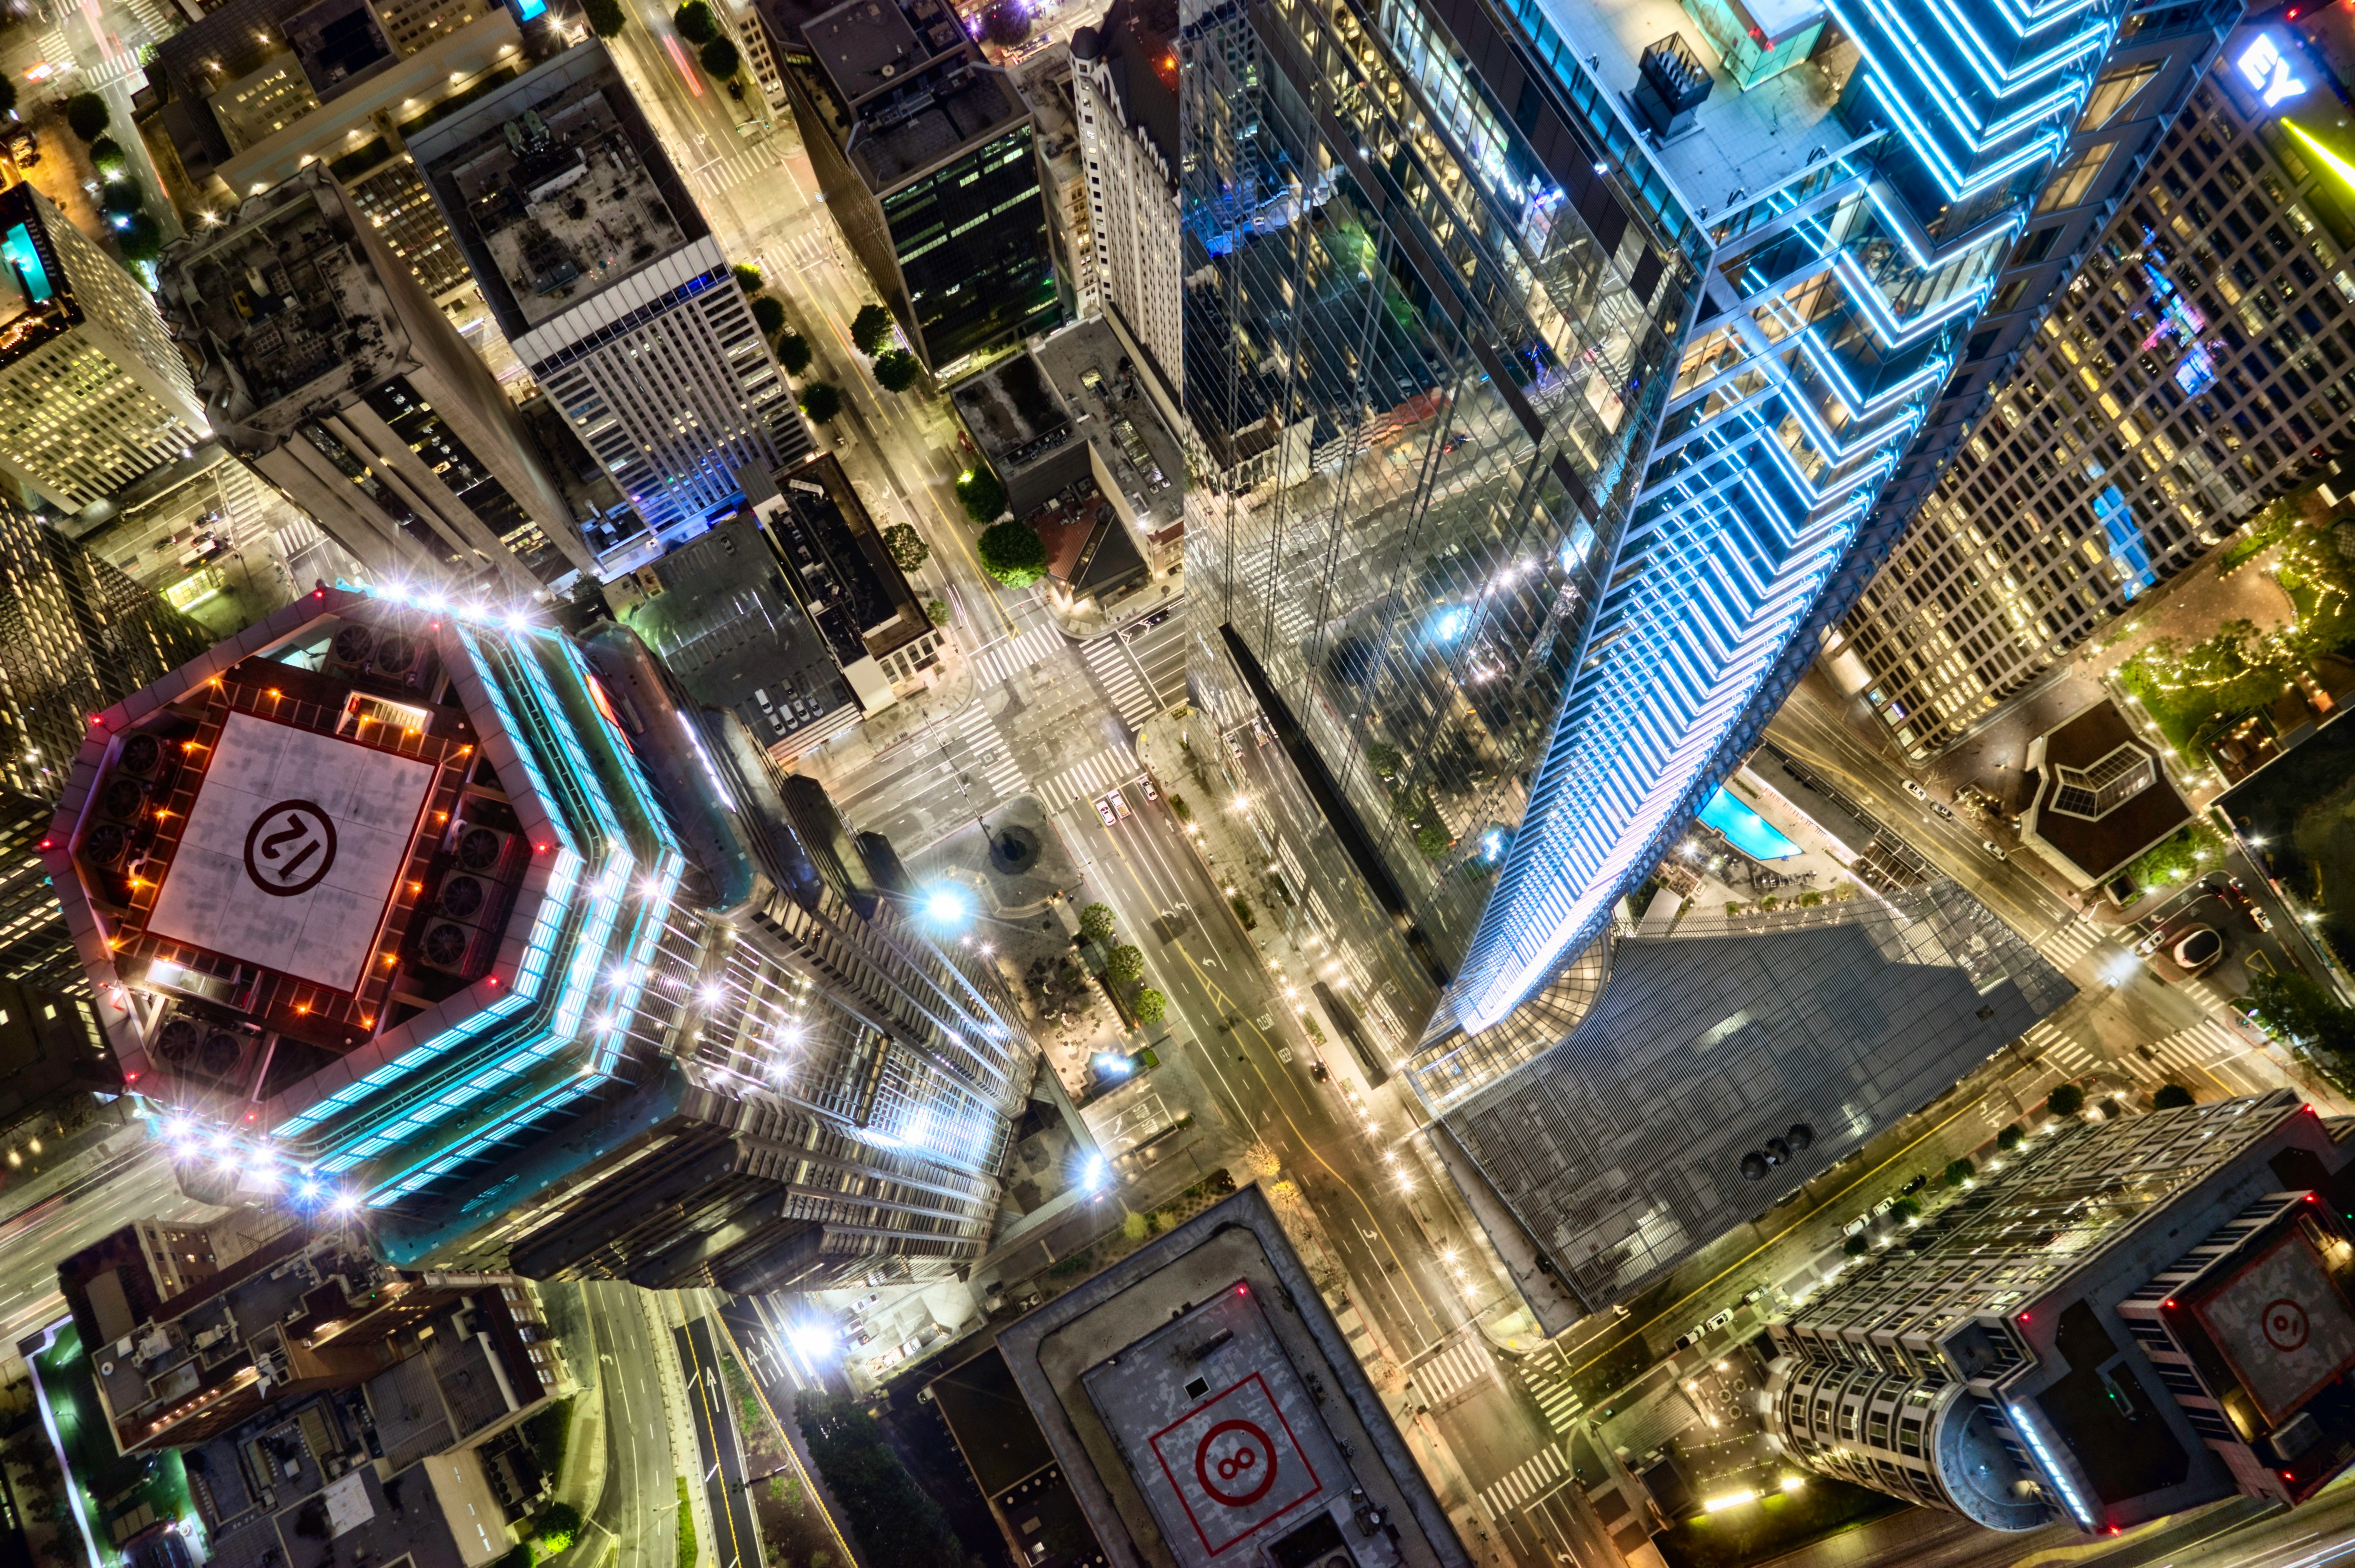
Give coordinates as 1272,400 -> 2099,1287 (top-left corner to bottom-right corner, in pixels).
1930,801 -> 1954,820
2252,903 -> 2276,933
1981,840 -> 2007,860
1902,780 -> 1928,801
1106,788 -> 1132,821
1139,776 -> 1159,802
1094,797 -> 1118,829
2173,925 -> 2223,974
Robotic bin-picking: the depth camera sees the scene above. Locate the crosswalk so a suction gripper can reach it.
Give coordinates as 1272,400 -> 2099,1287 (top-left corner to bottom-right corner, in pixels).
1520,1363 -> 1584,1434
947,701 -> 1025,801
688,142 -> 791,197
2038,914 -> 2106,968
969,625 -> 1067,689
1408,1338 -> 1494,1408
1080,635 -> 1166,728
771,226 -> 834,277
2025,1017 -> 2253,1089
1479,1442 -> 1568,1517
1040,745 -> 1140,812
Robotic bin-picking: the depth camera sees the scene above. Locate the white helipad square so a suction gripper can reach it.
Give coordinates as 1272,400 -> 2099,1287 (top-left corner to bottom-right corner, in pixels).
145,711 -> 436,993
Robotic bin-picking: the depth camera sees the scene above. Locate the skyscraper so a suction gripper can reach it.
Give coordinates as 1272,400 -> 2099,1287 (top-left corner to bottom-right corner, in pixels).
408,43 -> 812,555
46,586 -> 1035,1291
164,166 -> 600,595
1183,0 -> 2233,1040
1835,19 -> 2355,759
757,0 -> 1061,376
0,183 -> 206,514
1072,0 -> 1181,415
1768,1091 -> 2355,1533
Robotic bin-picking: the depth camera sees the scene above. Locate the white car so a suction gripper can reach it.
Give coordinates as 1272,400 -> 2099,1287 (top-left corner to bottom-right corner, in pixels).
1903,780 -> 1928,801
1980,840 -> 2007,860
1094,798 -> 1118,829
1107,788 -> 1132,820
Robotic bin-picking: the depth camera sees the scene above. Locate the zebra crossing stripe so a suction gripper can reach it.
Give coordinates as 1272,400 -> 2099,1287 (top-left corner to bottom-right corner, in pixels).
973,626 -> 1064,687
1411,1340 -> 1488,1402
1042,747 -> 1140,810
1479,1444 -> 1567,1515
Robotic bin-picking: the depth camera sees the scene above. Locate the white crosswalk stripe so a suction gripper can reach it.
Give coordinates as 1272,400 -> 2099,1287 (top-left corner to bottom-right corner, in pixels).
1519,1366 -> 1583,1434
1081,635 -> 1163,727
1041,745 -> 1140,811
773,227 -> 832,275
690,143 -> 790,195
942,704 -> 1026,799
1479,1444 -> 1567,1516
969,625 -> 1066,689
1409,1340 -> 1491,1406
2037,917 -> 2103,968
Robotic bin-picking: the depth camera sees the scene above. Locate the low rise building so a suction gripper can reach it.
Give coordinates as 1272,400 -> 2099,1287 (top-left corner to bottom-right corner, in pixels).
2018,700 -> 2195,890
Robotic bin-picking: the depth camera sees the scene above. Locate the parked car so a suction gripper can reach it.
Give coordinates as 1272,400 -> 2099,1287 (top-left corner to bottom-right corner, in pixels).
1107,788 -> 1132,821
2173,925 -> 2223,974
1139,776 -> 1159,802
1981,840 -> 2007,860
2252,904 -> 2276,933
1930,801 -> 1954,820
1902,780 -> 1928,801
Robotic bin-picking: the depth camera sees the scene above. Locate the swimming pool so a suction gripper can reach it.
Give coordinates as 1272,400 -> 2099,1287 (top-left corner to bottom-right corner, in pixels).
1700,787 -> 1802,861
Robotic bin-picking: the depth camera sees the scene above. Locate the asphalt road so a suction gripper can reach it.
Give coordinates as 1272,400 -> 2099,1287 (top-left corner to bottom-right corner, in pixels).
583,1282 -> 677,1568
678,1314 -> 763,1568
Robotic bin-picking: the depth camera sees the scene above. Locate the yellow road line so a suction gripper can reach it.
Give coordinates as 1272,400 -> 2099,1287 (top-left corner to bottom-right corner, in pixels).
712,1314 -> 858,1568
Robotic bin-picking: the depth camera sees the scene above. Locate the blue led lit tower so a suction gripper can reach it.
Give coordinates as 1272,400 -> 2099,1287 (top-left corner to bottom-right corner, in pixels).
1184,0 -> 2239,1073
46,588 -> 1036,1289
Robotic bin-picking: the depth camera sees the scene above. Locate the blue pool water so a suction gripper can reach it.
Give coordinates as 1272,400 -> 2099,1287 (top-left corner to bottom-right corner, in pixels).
1700,787 -> 1802,860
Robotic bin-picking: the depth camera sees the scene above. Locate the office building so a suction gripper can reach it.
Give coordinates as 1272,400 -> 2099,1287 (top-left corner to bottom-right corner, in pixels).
0,183 -> 205,513
1017,52 -> 1100,328
1182,0 -> 2232,1043
984,1183 -> 1470,1568
45,585 -> 1036,1291
164,166 -> 597,596
1836,20 -> 2355,759
758,0 -> 1059,376
0,790 -> 76,988
408,44 -> 812,553
1423,880 -> 2071,1320
1071,0 -> 1178,418
1769,1090 -> 2355,1533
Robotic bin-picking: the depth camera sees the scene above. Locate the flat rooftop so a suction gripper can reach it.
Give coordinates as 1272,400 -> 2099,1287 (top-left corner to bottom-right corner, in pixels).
1033,317 -> 1181,538
2026,701 -> 2193,883
996,1185 -> 1470,1568
952,352 -> 1072,473
166,174 -> 404,428
852,61 -> 1027,190
1527,0 -> 1851,215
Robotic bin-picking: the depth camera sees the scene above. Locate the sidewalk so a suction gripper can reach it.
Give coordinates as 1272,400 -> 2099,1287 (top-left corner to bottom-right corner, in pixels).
1040,564 -> 1186,639
549,1286 -> 608,1529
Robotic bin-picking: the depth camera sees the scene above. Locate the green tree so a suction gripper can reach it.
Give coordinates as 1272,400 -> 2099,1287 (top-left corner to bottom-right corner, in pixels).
798,382 -> 842,424
923,596 -> 949,625
750,294 -> 786,335
1996,1123 -> 2024,1151
976,520 -> 1046,586
1134,987 -> 1166,1025
700,37 -> 739,77
88,136 -> 125,179
732,262 -> 763,292
956,462 -> 1007,523
674,1476 -> 696,1568
1890,1196 -> 1922,1222
776,331 -> 812,375
582,0 -> 626,33
63,93 -> 109,141
1941,1157 -> 1975,1188
1414,822 -> 1451,858
872,348 -> 919,392
2248,969 -> 2355,1057
1078,902 -> 1116,946
851,303 -> 895,355
2046,1083 -> 2086,1119
1364,741 -> 1403,778
881,522 -> 929,572
100,180 -> 141,219
2153,1083 -> 2196,1109
797,1393 -> 963,1568
496,1546 -> 534,1568
1842,1234 -> 1871,1257
115,211 -> 162,263
533,1502 -> 583,1555
1106,944 -> 1144,985
1122,1210 -> 1149,1241
673,0 -> 717,41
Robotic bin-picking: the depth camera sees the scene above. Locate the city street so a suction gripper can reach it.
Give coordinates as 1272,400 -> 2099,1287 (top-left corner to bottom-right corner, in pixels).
581,1281 -> 680,1568
676,1315 -> 763,1568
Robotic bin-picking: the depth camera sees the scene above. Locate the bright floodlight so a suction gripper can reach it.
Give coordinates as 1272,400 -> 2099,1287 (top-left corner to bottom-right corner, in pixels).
330,1191 -> 359,1215
925,887 -> 968,922
786,1322 -> 836,1359
1081,1153 -> 1109,1193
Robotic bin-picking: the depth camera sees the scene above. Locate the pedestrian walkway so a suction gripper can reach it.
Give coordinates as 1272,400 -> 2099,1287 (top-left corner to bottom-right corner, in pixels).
969,624 -> 1067,688
1479,1442 -> 1568,1516
1080,634 -> 1165,729
2038,914 -> 2105,968
948,701 -> 1025,799
689,142 -> 789,197
1408,1338 -> 1492,1407
1519,1363 -> 1583,1434
1039,745 -> 1140,811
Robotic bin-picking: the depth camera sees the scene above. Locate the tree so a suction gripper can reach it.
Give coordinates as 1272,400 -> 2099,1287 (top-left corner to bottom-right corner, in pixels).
1889,1196 -> 1922,1222
0,78 -> 18,119
700,37 -> 739,78
1364,741 -> 1403,778
1414,822 -> 1451,857
851,302 -> 895,355
976,520 -> 1046,586
776,331 -> 812,375
882,522 -> 929,572
798,382 -> 842,424
957,463 -> 1007,523
750,294 -> 786,334
88,136 -> 125,179
673,0 -> 717,42
923,597 -> 949,625
63,93 -> 109,142
2046,1083 -> 2086,1119
1941,1157 -> 1975,1188
1996,1122 -> 2024,1150
872,348 -> 919,392
534,1502 -> 583,1555
582,0 -> 627,32
2248,969 -> 2355,1058
1842,1234 -> 1871,1257
1077,902 -> 1117,946
1134,987 -> 1166,1025
1106,944 -> 1144,986
100,180 -> 141,219
980,1 -> 1029,44
115,211 -> 162,263
2153,1083 -> 2196,1109
796,1392 -> 963,1568
732,262 -> 763,292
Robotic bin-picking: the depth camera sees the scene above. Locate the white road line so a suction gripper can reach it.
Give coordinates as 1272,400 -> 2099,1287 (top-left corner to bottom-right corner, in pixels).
1478,1444 -> 1567,1515
1411,1340 -> 1488,1403
1040,746 -> 1140,811
1520,1366 -> 1583,1433
970,625 -> 1065,688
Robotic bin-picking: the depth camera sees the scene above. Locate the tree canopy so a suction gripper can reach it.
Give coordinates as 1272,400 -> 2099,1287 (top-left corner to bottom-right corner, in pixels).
1078,903 -> 1116,945
976,520 -> 1046,587
872,349 -> 919,392
1106,945 -> 1145,986
63,93 -> 109,141
700,37 -> 739,78
672,0 -> 717,42
851,303 -> 895,355
582,0 -> 627,35
797,1393 -> 964,1568
2248,969 -> 2355,1058
956,463 -> 1007,523
750,294 -> 786,335
732,262 -> 762,292
881,522 -> 928,572
798,382 -> 843,424
1134,988 -> 1166,1025
776,331 -> 812,375
2153,1083 -> 2196,1109
2046,1083 -> 2085,1119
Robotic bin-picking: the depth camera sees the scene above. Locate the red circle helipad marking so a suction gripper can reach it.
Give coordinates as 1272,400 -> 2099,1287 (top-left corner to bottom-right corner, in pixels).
2264,1297 -> 2312,1352
1195,1418 -> 1278,1507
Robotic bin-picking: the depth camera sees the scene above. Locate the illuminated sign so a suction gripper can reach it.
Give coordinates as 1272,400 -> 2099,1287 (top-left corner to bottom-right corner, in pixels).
2237,35 -> 2309,109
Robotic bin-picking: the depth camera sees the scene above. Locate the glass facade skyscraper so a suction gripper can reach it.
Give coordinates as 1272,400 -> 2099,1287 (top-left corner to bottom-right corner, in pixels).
1183,0 -> 2238,1052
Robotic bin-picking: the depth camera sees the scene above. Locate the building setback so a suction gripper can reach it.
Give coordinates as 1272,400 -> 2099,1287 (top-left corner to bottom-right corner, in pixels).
1181,0 -> 2231,1048
44,587 -> 1035,1291
0,183 -> 206,513
408,42 -> 811,559
758,0 -> 1059,376
163,166 -> 598,595
1769,1091 -> 2355,1534
1835,20 -> 2355,760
